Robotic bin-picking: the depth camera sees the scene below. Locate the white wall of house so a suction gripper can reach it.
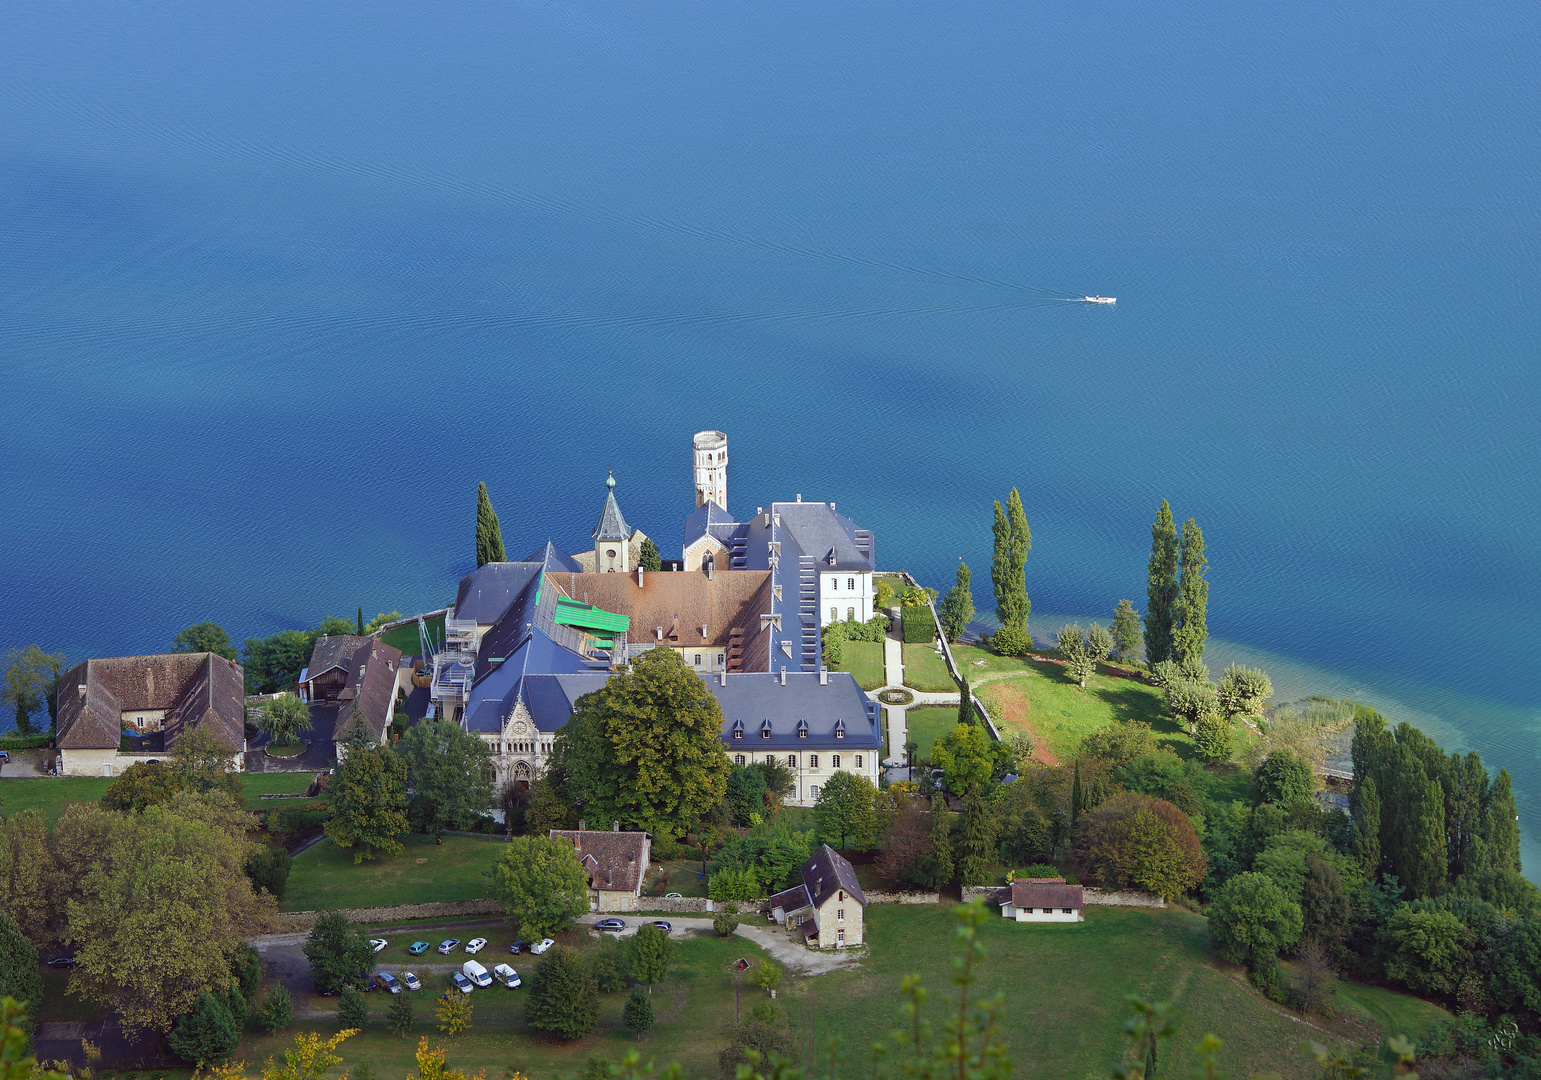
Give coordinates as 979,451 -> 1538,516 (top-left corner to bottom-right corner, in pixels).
120,709 -> 167,731
814,890 -> 863,948
722,746 -> 880,806
821,572 -> 873,627
1001,904 -> 1083,923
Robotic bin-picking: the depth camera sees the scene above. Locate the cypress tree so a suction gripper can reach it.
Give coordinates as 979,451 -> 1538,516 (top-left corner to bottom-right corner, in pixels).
958,787 -> 997,886
1070,759 -> 1084,827
938,561 -> 975,642
357,607 -> 364,635
1484,768 -> 1522,873
1351,774 -> 1381,877
1171,518 -> 1208,666
991,490 -> 1031,632
957,677 -> 974,727
1144,502 -> 1179,666
929,797 -> 954,884
475,482 -> 507,568
1402,769 -> 1448,900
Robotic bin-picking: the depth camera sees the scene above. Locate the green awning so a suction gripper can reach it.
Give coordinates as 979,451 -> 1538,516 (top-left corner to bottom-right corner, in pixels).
553,597 -> 631,634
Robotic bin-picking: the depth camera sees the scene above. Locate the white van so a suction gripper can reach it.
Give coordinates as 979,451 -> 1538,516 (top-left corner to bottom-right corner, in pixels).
462,960 -> 492,988
492,963 -> 521,989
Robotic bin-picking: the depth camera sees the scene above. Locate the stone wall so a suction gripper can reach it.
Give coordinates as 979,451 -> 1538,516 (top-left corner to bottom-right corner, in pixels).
865,890 -> 941,905
275,898 -> 503,931
960,885 -> 1165,909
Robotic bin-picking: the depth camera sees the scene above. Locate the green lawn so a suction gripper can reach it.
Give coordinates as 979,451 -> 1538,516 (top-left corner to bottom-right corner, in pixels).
283,833 -> 507,911
831,640 -> 887,690
906,706 -> 962,758
0,771 -> 316,823
644,858 -> 710,897
377,615 -> 445,660
975,660 -> 1177,763
229,905 -> 1437,1080
902,643 -> 957,691
1335,980 -> 1450,1058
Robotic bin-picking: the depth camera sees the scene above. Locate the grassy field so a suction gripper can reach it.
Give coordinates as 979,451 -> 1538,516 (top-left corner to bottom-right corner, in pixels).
0,772 -> 317,823
974,661 -> 1178,763
904,706 -> 961,758
831,640 -> 886,690
224,905 -> 1442,1080
378,614 -> 445,660
1335,980 -> 1450,1058
283,833 -> 506,911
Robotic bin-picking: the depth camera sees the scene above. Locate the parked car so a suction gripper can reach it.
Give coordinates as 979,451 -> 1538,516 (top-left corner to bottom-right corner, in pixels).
492,963 -> 521,989
651,921 -> 672,933
437,939 -> 461,955
461,960 -> 492,988
368,939 -> 388,953
0,751 -> 10,763
376,972 -> 402,994
595,918 -> 626,932
464,938 -> 487,954
401,971 -> 422,991
450,972 -> 474,994
46,955 -> 76,968
508,940 -> 529,954
529,938 -> 555,954
408,941 -> 430,955
358,972 -> 377,992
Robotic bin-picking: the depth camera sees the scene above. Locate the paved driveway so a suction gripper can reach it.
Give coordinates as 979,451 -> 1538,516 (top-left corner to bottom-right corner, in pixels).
575,913 -> 861,975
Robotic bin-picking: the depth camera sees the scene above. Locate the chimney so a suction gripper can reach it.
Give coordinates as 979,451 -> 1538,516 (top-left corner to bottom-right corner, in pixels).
830,501 -> 835,511
819,669 -> 828,685
796,493 -> 802,502
612,820 -> 620,832
637,566 -> 644,588
706,563 -> 714,581
579,819 -> 587,831
720,671 -> 727,686
779,668 -> 787,686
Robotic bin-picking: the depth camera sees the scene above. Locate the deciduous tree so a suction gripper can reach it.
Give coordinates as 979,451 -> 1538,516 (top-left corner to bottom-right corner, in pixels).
172,623 -> 238,660
622,986 -> 654,1034
1073,792 -> 1206,900
101,760 -> 185,814
1110,600 -> 1142,664
1207,871 -> 1303,965
490,836 -> 591,937
246,846 -> 293,901
60,802 -> 270,1033
434,990 -> 471,1036
386,991 -> 413,1038
170,725 -> 244,796
628,925 -> 672,993
3,646 -> 63,735
325,743 -> 408,862
0,913 -> 42,1023
1144,502 -> 1180,667
0,809 -> 64,946
398,719 -> 495,839
475,482 -> 506,567
814,772 -> 877,850
932,723 -> 998,794
557,648 -> 731,836
1171,518 -> 1208,666
338,987 -> 369,1030
876,800 -> 938,888
524,947 -> 599,1040
938,561 -> 975,643
1216,665 -> 1272,718
1254,750 -> 1314,805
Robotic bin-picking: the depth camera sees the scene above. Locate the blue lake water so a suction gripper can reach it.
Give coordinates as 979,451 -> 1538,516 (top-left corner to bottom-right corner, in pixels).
2,0 -> 1538,871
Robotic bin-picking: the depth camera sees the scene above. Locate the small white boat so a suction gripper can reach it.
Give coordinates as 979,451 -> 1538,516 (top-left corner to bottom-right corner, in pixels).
1083,295 -> 1116,304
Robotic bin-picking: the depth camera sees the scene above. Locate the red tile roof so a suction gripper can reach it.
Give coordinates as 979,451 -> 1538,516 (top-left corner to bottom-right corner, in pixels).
1008,878 -> 1084,909
549,829 -> 650,894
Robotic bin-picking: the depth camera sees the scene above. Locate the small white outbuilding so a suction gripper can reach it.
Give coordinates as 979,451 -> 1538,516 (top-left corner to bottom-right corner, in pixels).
999,878 -> 1084,923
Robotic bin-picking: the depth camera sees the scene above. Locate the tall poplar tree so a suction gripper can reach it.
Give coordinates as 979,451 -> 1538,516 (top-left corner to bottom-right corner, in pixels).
475,482 -> 506,568
1484,769 -> 1522,873
1144,502 -> 1179,666
991,490 -> 1031,632
1171,518 -> 1208,665
1351,774 -> 1381,877
938,561 -> 975,642
957,676 -> 974,727
958,787 -> 997,886
929,798 -> 954,885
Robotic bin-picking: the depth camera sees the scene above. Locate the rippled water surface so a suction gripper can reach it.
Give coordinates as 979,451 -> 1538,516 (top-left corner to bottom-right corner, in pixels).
2,0 -> 1537,869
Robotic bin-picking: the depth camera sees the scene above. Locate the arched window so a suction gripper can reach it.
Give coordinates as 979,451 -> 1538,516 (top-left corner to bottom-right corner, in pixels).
830,606 -> 838,622
847,578 -> 855,590
694,654 -> 702,667
735,754 -> 745,766
832,754 -> 840,768
787,754 -> 796,767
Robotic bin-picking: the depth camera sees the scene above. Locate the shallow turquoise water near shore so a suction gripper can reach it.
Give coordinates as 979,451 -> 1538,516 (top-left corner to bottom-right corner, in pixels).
1,0 -> 1537,870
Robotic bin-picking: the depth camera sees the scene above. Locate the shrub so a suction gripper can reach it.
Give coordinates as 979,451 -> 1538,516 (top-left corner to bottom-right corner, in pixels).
901,607 -> 938,644
718,1018 -> 797,1079
260,986 -> 292,1034
246,846 -> 292,901
821,627 -> 844,667
712,913 -> 740,937
337,988 -> 368,1030
989,626 -> 1032,657
0,734 -> 51,751
707,867 -> 762,901
524,947 -> 599,1040
1194,715 -> 1234,765
1072,792 -> 1206,900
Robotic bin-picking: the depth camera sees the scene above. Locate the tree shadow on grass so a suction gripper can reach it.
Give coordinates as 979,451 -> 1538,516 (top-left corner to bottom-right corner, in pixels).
1088,682 -> 1197,761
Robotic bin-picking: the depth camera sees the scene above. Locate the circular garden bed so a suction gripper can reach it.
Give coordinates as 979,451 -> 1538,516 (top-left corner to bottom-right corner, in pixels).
877,688 -> 914,706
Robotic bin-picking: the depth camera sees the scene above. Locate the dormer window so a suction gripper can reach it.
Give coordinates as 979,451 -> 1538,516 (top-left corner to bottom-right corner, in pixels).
834,719 -> 847,739
760,719 -> 773,740
732,719 -> 745,740
796,720 -> 809,739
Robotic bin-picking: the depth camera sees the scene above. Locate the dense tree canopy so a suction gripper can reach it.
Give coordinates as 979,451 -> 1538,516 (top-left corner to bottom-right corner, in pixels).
1110,600 -> 1143,663
258,694 -> 312,748
3,645 -> 65,735
101,760 -> 185,814
0,912 -> 42,1025
932,722 -> 1001,794
325,743 -> 409,862
398,718 -> 496,838
937,560 -> 975,643
1073,792 -> 1206,900
557,648 -> 731,836
524,947 -> 599,1040
171,622 -> 238,660
1207,872 -> 1303,965
240,616 -> 352,695
303,911 -> 376,997
491,836 -> 591,937
1171,518 -> 1208,666
813,772 -> 878,849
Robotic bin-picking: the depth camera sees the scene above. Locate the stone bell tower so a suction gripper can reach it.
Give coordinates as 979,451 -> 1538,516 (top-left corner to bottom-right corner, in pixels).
693,430 -> 727,511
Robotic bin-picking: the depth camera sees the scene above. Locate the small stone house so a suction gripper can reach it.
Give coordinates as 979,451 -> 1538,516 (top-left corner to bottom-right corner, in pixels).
998,878 -> 1084,923
549,828 -> 651,912
767,844 -> 865,949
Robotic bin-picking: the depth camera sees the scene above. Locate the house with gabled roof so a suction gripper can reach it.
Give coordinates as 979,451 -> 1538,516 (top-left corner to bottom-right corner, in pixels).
998,877 -> 1084,922
54,653 -> 246,776
767,844 -> 866,948
549,827 -> 652,912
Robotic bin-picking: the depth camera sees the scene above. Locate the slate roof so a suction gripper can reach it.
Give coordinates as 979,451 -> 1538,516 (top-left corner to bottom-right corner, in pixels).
523,541 -> 585,573
545,570 -> 773,652
801,844 -> 866,907
713,671 -> 881,750
549,829 -> 649,894
56,653 -> 245,752
768,883 -> 812,912
460,637 -> 601,734
332,639 -> 403,743
771,501 -> 875,573
592,473 -> 633,543
454,562 -> 545,625
306,635 -> 368,681
1007,879 -> 1084,909
682,501 -> 736,552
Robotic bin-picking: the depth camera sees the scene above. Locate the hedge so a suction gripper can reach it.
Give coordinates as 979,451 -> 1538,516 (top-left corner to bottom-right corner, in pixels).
0,734 -> 52,751
900,606 -> 938,644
